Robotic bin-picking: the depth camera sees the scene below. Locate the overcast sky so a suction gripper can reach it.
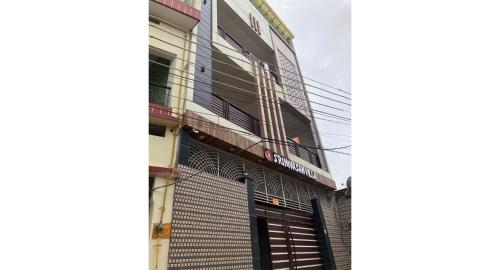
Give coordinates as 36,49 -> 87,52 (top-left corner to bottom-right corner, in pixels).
266,0 -> 352,189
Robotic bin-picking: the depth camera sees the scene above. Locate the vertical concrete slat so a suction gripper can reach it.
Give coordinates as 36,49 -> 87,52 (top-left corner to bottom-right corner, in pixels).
257,65 -> 277,153
252,61 -> 271,150
261,64 -> 285,156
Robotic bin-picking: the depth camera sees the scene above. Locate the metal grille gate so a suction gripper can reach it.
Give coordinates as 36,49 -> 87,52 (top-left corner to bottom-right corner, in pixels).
188,141 -> 330,213
257,205 -> 323,270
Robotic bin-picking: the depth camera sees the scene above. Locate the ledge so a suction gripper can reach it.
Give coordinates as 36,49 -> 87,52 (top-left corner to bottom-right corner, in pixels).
150,0 -> 200,31
149,103 -> 180,126
149,166 -> 180,177
182,109 -> 337,190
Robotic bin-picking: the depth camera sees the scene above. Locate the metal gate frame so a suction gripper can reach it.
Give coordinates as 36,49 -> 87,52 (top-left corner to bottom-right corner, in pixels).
256,204 -> 324,270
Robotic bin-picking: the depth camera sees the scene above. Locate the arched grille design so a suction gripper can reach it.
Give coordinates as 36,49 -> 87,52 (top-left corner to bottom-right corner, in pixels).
246,164 -> 266,193
296,180 -> 311,205
188,142 -> 219,176
186,141 -> 329,213
264,170 -> 283,199
219,151 -> 245,181
281,175 -> 298,201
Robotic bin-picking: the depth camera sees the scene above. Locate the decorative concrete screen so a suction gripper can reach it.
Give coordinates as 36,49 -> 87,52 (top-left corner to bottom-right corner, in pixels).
278,50 -> 308,114
167,164 -> 253,269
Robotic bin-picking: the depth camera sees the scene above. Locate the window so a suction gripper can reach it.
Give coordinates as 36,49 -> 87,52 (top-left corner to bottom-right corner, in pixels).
149,124 -> 166,137
149,54 -> 171,106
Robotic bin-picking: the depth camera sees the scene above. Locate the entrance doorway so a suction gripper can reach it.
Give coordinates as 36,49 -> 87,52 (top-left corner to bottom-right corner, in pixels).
256,204 -> 324,270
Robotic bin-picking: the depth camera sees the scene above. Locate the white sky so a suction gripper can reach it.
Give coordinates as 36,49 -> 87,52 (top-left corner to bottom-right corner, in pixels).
266,0 -> 352,188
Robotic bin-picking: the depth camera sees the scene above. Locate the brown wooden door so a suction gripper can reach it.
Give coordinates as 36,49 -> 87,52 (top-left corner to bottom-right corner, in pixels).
256,205 -> 323,270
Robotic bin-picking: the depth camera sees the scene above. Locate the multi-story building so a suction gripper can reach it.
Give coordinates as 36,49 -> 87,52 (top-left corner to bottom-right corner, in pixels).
149,0 -> 350,269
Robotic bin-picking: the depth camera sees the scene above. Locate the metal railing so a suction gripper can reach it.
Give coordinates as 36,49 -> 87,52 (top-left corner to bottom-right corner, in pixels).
210,94 -> 261,136
149,82 -> 171,107
217,26 -> 252,60
286,137 -> 322,168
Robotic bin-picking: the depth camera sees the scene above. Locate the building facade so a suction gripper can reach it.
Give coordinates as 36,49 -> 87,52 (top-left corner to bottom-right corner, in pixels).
149,0 -> 350,269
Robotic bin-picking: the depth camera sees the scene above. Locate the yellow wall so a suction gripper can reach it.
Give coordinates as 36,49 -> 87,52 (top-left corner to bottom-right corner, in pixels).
149,130 -> 177,168
149,21 -> 194,116
149,16 -> 194,270
149,176 -> 176,270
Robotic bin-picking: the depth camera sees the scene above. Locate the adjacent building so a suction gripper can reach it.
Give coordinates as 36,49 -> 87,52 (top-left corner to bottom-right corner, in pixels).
149,0 -> 350,269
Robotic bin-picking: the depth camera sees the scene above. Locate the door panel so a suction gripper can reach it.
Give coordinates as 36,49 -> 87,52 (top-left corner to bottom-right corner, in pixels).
257,205 -> 324,270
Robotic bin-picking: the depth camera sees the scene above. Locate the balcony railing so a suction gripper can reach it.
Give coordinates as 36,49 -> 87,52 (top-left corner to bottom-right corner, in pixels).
287,137 -> 322,168
149,82 -> 171,107
210,94 -> 261,136
217,26 -> 252,60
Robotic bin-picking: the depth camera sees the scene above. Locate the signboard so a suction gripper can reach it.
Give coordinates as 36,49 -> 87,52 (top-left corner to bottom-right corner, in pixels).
264,149 -> 317,180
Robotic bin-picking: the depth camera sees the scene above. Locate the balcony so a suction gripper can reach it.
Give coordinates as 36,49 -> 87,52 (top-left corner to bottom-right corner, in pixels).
217,26 -> 252,61
149,82 -> 171,107
149,82 -> 179,126
209,94 -> 261,136
149,0 -> 200,31
287,137 -> 322,168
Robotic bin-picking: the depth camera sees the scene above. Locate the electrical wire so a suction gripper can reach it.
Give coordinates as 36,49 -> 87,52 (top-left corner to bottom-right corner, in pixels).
149,23 -> 351,97
150,88 -> 351,142
166,77 -> 351,123
148,35 -> 352,109
169,110 -> 351,152
154,78 -> 351,124
150,138 -> 267,192
150,58 -> 351,115
148,33 -> 352,105
334,197 -> 352,253
151,58 -> 352,109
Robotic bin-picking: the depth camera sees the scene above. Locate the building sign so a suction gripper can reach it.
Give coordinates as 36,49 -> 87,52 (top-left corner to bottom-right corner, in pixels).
264,149 -> 317,180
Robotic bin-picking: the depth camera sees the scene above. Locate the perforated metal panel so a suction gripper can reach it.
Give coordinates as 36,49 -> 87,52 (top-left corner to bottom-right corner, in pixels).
168,165 -> 253,269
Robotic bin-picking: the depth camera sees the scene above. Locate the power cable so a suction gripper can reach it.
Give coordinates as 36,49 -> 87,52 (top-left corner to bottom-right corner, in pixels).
169,110 -> 351,152
151,70 -> 351,125
150,57 -> 351,113
149,23 -> 351,97
151,57 -> 351,108
150,138 -> 267,192
153,77 -> 351,124
151,88 -> 351,142
165,77 -> 351,122
148,35 -> 352,108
